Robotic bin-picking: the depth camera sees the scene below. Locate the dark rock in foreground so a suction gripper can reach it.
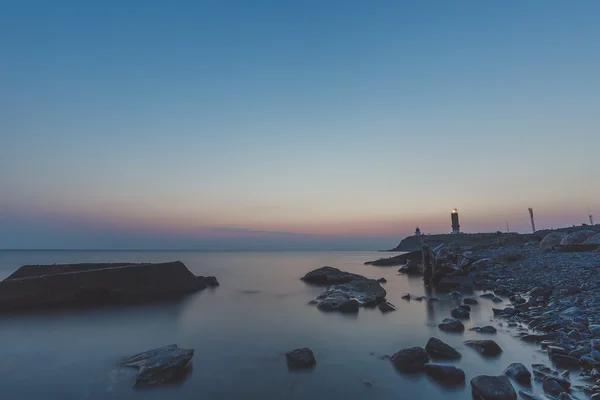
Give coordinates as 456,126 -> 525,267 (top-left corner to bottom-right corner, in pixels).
451,305 -> 471,319
503,363 -> 531,384
311,279 -> 386,313
0,261 -> 217,312
470,375 -> 517,400
301,266 -> 367,285
438,318 -> 465,332
378,301 -> 396,312
285,348 -> 316,369
390,347 -> 429,372
464,296 -> 479,305
464,340 -> 503,357
542,379 -> 564,395
425,337 -> 461,360
121,344 -> 194,387
424,363 -> 465,385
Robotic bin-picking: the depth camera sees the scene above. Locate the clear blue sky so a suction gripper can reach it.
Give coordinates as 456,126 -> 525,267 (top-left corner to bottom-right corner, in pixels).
1,0 -> 599,249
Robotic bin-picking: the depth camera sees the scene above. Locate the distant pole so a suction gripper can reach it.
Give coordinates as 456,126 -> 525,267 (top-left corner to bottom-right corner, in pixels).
506,222 -> 509,233
528,208 -> 536,233
591,214 -> 594,225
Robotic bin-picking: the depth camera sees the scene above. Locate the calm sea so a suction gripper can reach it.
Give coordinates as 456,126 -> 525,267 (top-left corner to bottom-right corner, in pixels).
0,250 -> 554,399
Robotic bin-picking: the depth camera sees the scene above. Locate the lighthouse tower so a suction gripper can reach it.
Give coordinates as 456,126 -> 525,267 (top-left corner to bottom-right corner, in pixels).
451,209 -> 460,234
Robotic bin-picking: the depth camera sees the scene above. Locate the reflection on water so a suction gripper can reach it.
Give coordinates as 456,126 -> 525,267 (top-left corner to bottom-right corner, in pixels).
0,251 -> 559,399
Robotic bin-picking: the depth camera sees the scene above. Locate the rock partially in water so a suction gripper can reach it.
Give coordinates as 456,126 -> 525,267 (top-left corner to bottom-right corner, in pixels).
543,379 -> 564,395
377,277 -> 387,283
532,364 -> 571,391
425,337 -> 461,360
390,347 -> 429,372
365,250 -> 423,266
398,260 -> 422,275
311,279 -> 386,313
519,389 -> 554,400
439,318 -> 465,332
451,305 -> 471,319
558,393 -> 577,400
424,363 -> 465,385
560,230 -> 596,245
504,363 -> 531,384
285,348 -> 316,369
378,301 -> 396,313
464,340 -> 503,357
301,267 -> 367,285
480,293 -> 496,299
540,232 -> 568,250
121,344 -> 194,387
464,296 -> 479,305
472,326 -> 497,334
550,353 -> 580,368
471,375 -> 516,400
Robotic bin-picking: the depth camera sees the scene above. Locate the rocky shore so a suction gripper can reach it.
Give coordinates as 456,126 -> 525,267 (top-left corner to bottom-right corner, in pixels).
360,229 -> 600,399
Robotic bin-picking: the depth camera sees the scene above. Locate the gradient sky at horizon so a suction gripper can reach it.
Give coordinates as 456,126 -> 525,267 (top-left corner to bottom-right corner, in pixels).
1,0 -> 599,250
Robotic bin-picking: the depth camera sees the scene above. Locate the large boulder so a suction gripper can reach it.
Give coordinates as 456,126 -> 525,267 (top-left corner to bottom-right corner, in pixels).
539,232 -> 567,250
425,337 -> 461,360
424,363 -> 465,385
285,348 -> 316,369
503,363 -> 531,384
439,318 -> 465,332
464,340 -> 503,357
311,279 -> 386,312
301,267 -> 367,285
584,233 -> 600,244
390,347 -> 429,372
121,344 -> 194,387
470,375 -> 516,400
560,230 -> 596,245
0,261 -> 216,312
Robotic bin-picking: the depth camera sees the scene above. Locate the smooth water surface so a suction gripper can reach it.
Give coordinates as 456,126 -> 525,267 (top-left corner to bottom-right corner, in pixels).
0,251 -> 556,399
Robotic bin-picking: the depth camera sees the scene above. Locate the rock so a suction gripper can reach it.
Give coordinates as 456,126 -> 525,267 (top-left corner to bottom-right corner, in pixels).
550,353 -> 580,368
591,394 -> 600,400
464,340 -> 503,357
493,296 -> 504,303
591,339 -> 600,351
543,379 -> 565,395
504,363 -> 531,384
560,230 -> 597,245
449,291 -> 463,300
548,346 -> 568,355
522,333 -> 558,343
540,232 -> 568,250
569,346 -> 591,358
558,393 -> 577,400
519,389 -> 552,400
390,347 -> 429,372
560,307 -> 587,320
591,350 -> 600,361
580,355 -> 600,369
425,337 -> 461,360
0,262 -> 218,312
439,318 -> 465,332
532,365 -> 571,390
424,363 -> 465,385
365,249 -> 423,266
589,325 -> 600,338
584,233 -> 600,245
121,344 -> 194,387
475,326 -> 498,334
312,279 -> 386,312
377,277 -> 387,283
480,293 -> 496,299
451,305 -> 471,319
398,260 -> 422,275
464,296 -> 479,305
285,348 -> 316,369
378,301 -> 396,312
401,294 -> 411,300
470,375 -> 517,400
301,267 -> 367,285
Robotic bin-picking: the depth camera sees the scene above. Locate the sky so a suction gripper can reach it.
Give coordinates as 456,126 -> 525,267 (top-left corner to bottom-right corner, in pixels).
1,0 -> 599,250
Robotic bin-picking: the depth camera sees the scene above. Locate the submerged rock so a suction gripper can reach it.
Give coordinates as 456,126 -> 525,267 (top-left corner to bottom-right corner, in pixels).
425,337 -> 461,360
390,347 -> 429,372
424,363 -> 465,385
311,279 -> 386,312
471,375 -> 517,400
378,301 -> 396,312
121,344 -> 194,387
451,305 -> 471,319
439,318 -> 465,332
464,340 -> 503,357
503,363 -> 531,384
285,348 -> 316,369
301,267 -> 367,285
